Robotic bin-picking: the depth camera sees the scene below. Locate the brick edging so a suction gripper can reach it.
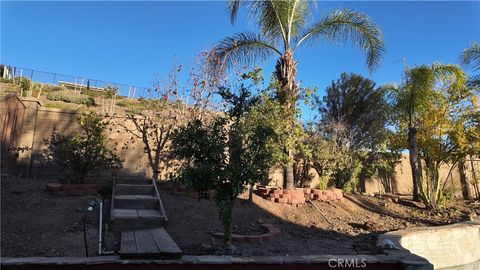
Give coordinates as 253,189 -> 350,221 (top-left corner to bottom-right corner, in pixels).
256,187 -> 343,205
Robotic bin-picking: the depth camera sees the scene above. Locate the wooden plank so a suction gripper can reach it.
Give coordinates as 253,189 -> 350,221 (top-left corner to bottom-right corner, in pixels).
115,195 -> 157,200
120,231 -> 137,256
113,209 -> 139,219
138,209 -> 163,219
114,195 -> 159,209
149,228 -> 182,257
134,230 -> 160,256
115,184 -> 154,195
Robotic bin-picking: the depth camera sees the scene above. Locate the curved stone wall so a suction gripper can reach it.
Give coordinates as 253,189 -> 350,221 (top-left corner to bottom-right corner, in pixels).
378,220 -> 480,269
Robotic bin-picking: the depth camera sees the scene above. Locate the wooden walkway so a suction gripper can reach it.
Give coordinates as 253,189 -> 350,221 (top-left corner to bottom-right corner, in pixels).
120,228 -> 182,259
111,178 -> 182,259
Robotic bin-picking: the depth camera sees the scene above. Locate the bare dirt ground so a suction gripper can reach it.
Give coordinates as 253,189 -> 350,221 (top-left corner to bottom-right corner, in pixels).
161,188 -> 479,256
2,175 -> 479,257
1,175 -> 118,257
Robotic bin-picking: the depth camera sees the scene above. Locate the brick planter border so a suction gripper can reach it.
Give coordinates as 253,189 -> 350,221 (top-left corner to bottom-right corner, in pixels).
256,187 -> 343,205
212,224 -> 281,243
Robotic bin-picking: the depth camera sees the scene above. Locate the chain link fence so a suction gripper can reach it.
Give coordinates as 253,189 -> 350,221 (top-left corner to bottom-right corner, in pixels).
1,65 -> 153,98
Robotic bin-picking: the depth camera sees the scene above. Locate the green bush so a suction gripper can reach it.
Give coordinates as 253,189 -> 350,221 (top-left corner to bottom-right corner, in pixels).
46,91 -> 95,106
44,101 -> 81,111
44,112 -> 123,184
17,77 -> 32,97
81,88 -> 108,98
0,77 -> 13,83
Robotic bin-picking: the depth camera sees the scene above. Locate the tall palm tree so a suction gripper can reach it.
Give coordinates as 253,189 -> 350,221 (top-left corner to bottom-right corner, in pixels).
460,42 -> 480,87
389,63 -> 466,202
211,0 -> 385,189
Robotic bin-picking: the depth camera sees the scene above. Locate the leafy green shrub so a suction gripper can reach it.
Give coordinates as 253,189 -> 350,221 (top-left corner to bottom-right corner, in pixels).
46,91 -> 95,106
43,85 -> 66,93
44,112 -> 123,184
17,77 -> 32,97
44,101 -> 81,110
81,88 -> 108,98
0,77 -> 13,83
317,177 -> 328,190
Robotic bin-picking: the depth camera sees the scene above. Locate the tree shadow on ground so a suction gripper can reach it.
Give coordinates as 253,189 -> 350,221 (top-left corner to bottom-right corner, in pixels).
157,188 -> 458,257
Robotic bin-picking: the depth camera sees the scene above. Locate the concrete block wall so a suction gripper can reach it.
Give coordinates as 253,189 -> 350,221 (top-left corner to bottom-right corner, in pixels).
6,98 -> 480,199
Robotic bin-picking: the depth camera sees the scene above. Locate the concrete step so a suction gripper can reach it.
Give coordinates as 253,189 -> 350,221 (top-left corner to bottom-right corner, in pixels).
115,184 -> 155,195
114,195 -> 159,209
115,178 -> 152,185
111,209 -> 166,231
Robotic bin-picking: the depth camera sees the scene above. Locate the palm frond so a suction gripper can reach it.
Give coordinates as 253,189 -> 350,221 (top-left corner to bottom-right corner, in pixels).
211,32 -> 281,71
253,1 -> 289,45
467,74 -> 480,88
227,0 -> 312,50
226,0 -> 243,24
459,42 -> 480,72
285,0 -> 311,44
294,8 -> 384,71
430,63 -> 467,91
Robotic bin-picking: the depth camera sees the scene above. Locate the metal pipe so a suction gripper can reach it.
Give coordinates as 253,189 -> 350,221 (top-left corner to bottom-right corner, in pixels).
83,215 -> 89,257
98,201 -> 103,255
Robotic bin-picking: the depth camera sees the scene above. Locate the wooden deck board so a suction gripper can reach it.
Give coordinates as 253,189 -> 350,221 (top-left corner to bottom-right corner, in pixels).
120,228 -> 182,259
150,228 -> 182,256
138,209 -> 163,218
113,209 -> 139,219
134,230 -> 159,255
120,231 -> 137,256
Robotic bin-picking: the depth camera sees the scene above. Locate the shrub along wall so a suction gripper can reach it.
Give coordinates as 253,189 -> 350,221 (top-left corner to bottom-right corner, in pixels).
5,97 -> 479,198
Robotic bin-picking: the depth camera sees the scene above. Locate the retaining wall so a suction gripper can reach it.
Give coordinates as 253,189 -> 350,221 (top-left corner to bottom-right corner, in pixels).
3,97 -> 480,199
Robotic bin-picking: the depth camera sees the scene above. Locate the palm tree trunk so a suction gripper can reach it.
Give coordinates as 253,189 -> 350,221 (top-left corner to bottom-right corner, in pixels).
408,126 -> 421,201
275,51 -> 298,190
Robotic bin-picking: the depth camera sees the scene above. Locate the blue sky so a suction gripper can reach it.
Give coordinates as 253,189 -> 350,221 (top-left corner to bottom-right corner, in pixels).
1,1 -> 479,121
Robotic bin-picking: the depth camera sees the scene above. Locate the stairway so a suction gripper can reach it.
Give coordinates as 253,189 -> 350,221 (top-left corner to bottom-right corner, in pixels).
110,178 -> 181,259
110,179 -> 168,231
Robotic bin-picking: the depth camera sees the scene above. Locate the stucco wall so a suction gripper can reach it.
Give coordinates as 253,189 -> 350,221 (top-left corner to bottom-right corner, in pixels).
362,154 -> 479,198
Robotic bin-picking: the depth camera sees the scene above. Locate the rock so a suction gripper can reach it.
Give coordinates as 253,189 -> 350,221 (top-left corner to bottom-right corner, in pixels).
377,239 -> 400,250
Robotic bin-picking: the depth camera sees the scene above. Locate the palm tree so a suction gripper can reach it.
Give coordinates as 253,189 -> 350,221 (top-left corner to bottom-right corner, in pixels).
389,63 -> 466,202
460,42 -> 480,87
211,0 -> 385,189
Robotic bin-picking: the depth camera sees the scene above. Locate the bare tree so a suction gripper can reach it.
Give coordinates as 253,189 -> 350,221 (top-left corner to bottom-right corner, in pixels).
113,52 -> 221,180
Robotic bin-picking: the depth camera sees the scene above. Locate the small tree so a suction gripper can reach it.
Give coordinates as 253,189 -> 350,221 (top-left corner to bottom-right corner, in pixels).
115,53 -> 220,181
389,63 -> 475,209
171,84 -> 277,247
307,73 -> 394,191
44,112 -> 123,184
